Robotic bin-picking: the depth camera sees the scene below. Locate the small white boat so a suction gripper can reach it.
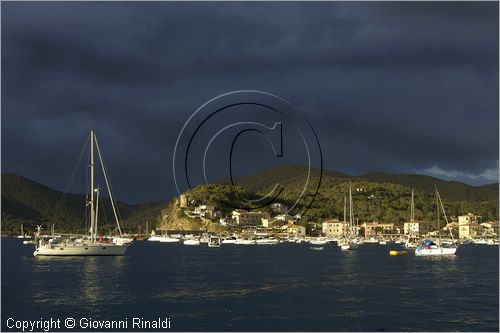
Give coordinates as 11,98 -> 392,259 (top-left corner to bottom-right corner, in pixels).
183,239 -> 200,246
309,239 -> 327,245
222,237 -> 238,244
147,235 -> 163,242
208,236 -> 221,248
337,238 -> 357,251
159,237 -> 180,243
256,238 -> 279,245
235,238 -> 256,245
474,239 -> 494,245
310,246 -> 324,251
379,240 -> 388,245
364,237 -> 379,244
340,244 -> 350,251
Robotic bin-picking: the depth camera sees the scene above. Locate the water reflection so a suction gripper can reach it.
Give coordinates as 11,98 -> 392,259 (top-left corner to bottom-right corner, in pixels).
4,239 -> 498,332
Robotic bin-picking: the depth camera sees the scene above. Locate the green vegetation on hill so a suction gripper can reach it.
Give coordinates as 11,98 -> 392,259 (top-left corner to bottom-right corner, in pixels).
222,165 -> 499,224
1,173 -> 165,235
360,172 -> 499,202
2,166 -> 498,235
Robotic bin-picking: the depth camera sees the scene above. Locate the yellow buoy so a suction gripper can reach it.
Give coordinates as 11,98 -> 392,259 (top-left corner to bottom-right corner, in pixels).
389,250 -> 408,256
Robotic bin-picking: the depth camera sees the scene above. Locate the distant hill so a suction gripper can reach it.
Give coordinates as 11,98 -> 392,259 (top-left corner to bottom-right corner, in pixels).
225,165 -> 497,202
359,172 -> 498,202
2,166 -> 498,234
1,173 -> 165,235
219,165 -> 498,224
225,165 -> 348,196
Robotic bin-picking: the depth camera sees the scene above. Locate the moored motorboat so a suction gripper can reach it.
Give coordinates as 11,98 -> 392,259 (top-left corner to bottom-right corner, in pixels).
235,238 -> 256,245
159,237 -> 181,243
183,239 -> 200,246
309,239 -> 327,245
256,238 -> 279,245
208,236 -> 221,247
222,236 -> 238,244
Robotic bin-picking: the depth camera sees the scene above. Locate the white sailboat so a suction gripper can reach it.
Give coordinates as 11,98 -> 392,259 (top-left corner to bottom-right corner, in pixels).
34,131 -> 130,256
404,190 -> 419,248
415,188 -> 457,256
338,185 -> 358,251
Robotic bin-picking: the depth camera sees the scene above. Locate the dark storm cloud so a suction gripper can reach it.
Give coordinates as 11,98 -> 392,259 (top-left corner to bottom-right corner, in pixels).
2,2 -> 498,202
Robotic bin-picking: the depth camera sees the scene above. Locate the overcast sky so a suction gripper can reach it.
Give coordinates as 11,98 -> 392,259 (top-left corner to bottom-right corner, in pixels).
2,2 -> 498,203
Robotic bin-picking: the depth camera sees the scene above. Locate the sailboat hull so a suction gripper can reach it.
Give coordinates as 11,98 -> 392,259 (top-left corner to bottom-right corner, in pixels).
415,247 -> 456,256
34,243 -> 129,256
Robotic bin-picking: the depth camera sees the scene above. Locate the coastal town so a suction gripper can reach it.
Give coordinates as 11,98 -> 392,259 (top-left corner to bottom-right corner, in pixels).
149,192 -> 499,248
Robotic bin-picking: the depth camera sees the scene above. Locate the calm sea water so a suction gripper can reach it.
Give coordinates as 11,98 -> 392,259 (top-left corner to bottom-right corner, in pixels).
2,238 -> 498,331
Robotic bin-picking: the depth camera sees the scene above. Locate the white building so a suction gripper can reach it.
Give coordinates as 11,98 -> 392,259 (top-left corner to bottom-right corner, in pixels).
287,224 -> 306,237
458,213 -> 482,239
232,210 -> 270,226
403,221 -> 430,237
322,219 -> 349,237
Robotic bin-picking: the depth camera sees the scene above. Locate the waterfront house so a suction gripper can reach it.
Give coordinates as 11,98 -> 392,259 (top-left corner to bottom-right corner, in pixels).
306,222 -> 322,237
232,210 -> 271,227
322,219 -> 349,237
458,213 -> 482,239
287,224 -> 306,237
362,221 -> 395,238
479,221 -> 499,238
403,220 -> 430,237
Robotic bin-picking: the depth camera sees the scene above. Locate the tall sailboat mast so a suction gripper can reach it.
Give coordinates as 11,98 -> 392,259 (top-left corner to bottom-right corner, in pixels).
343,195 -> 347,224
90,130 -> 95,243
410,189 -> 415,223
349,182 -> 353,237
436,188 -> 441,246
